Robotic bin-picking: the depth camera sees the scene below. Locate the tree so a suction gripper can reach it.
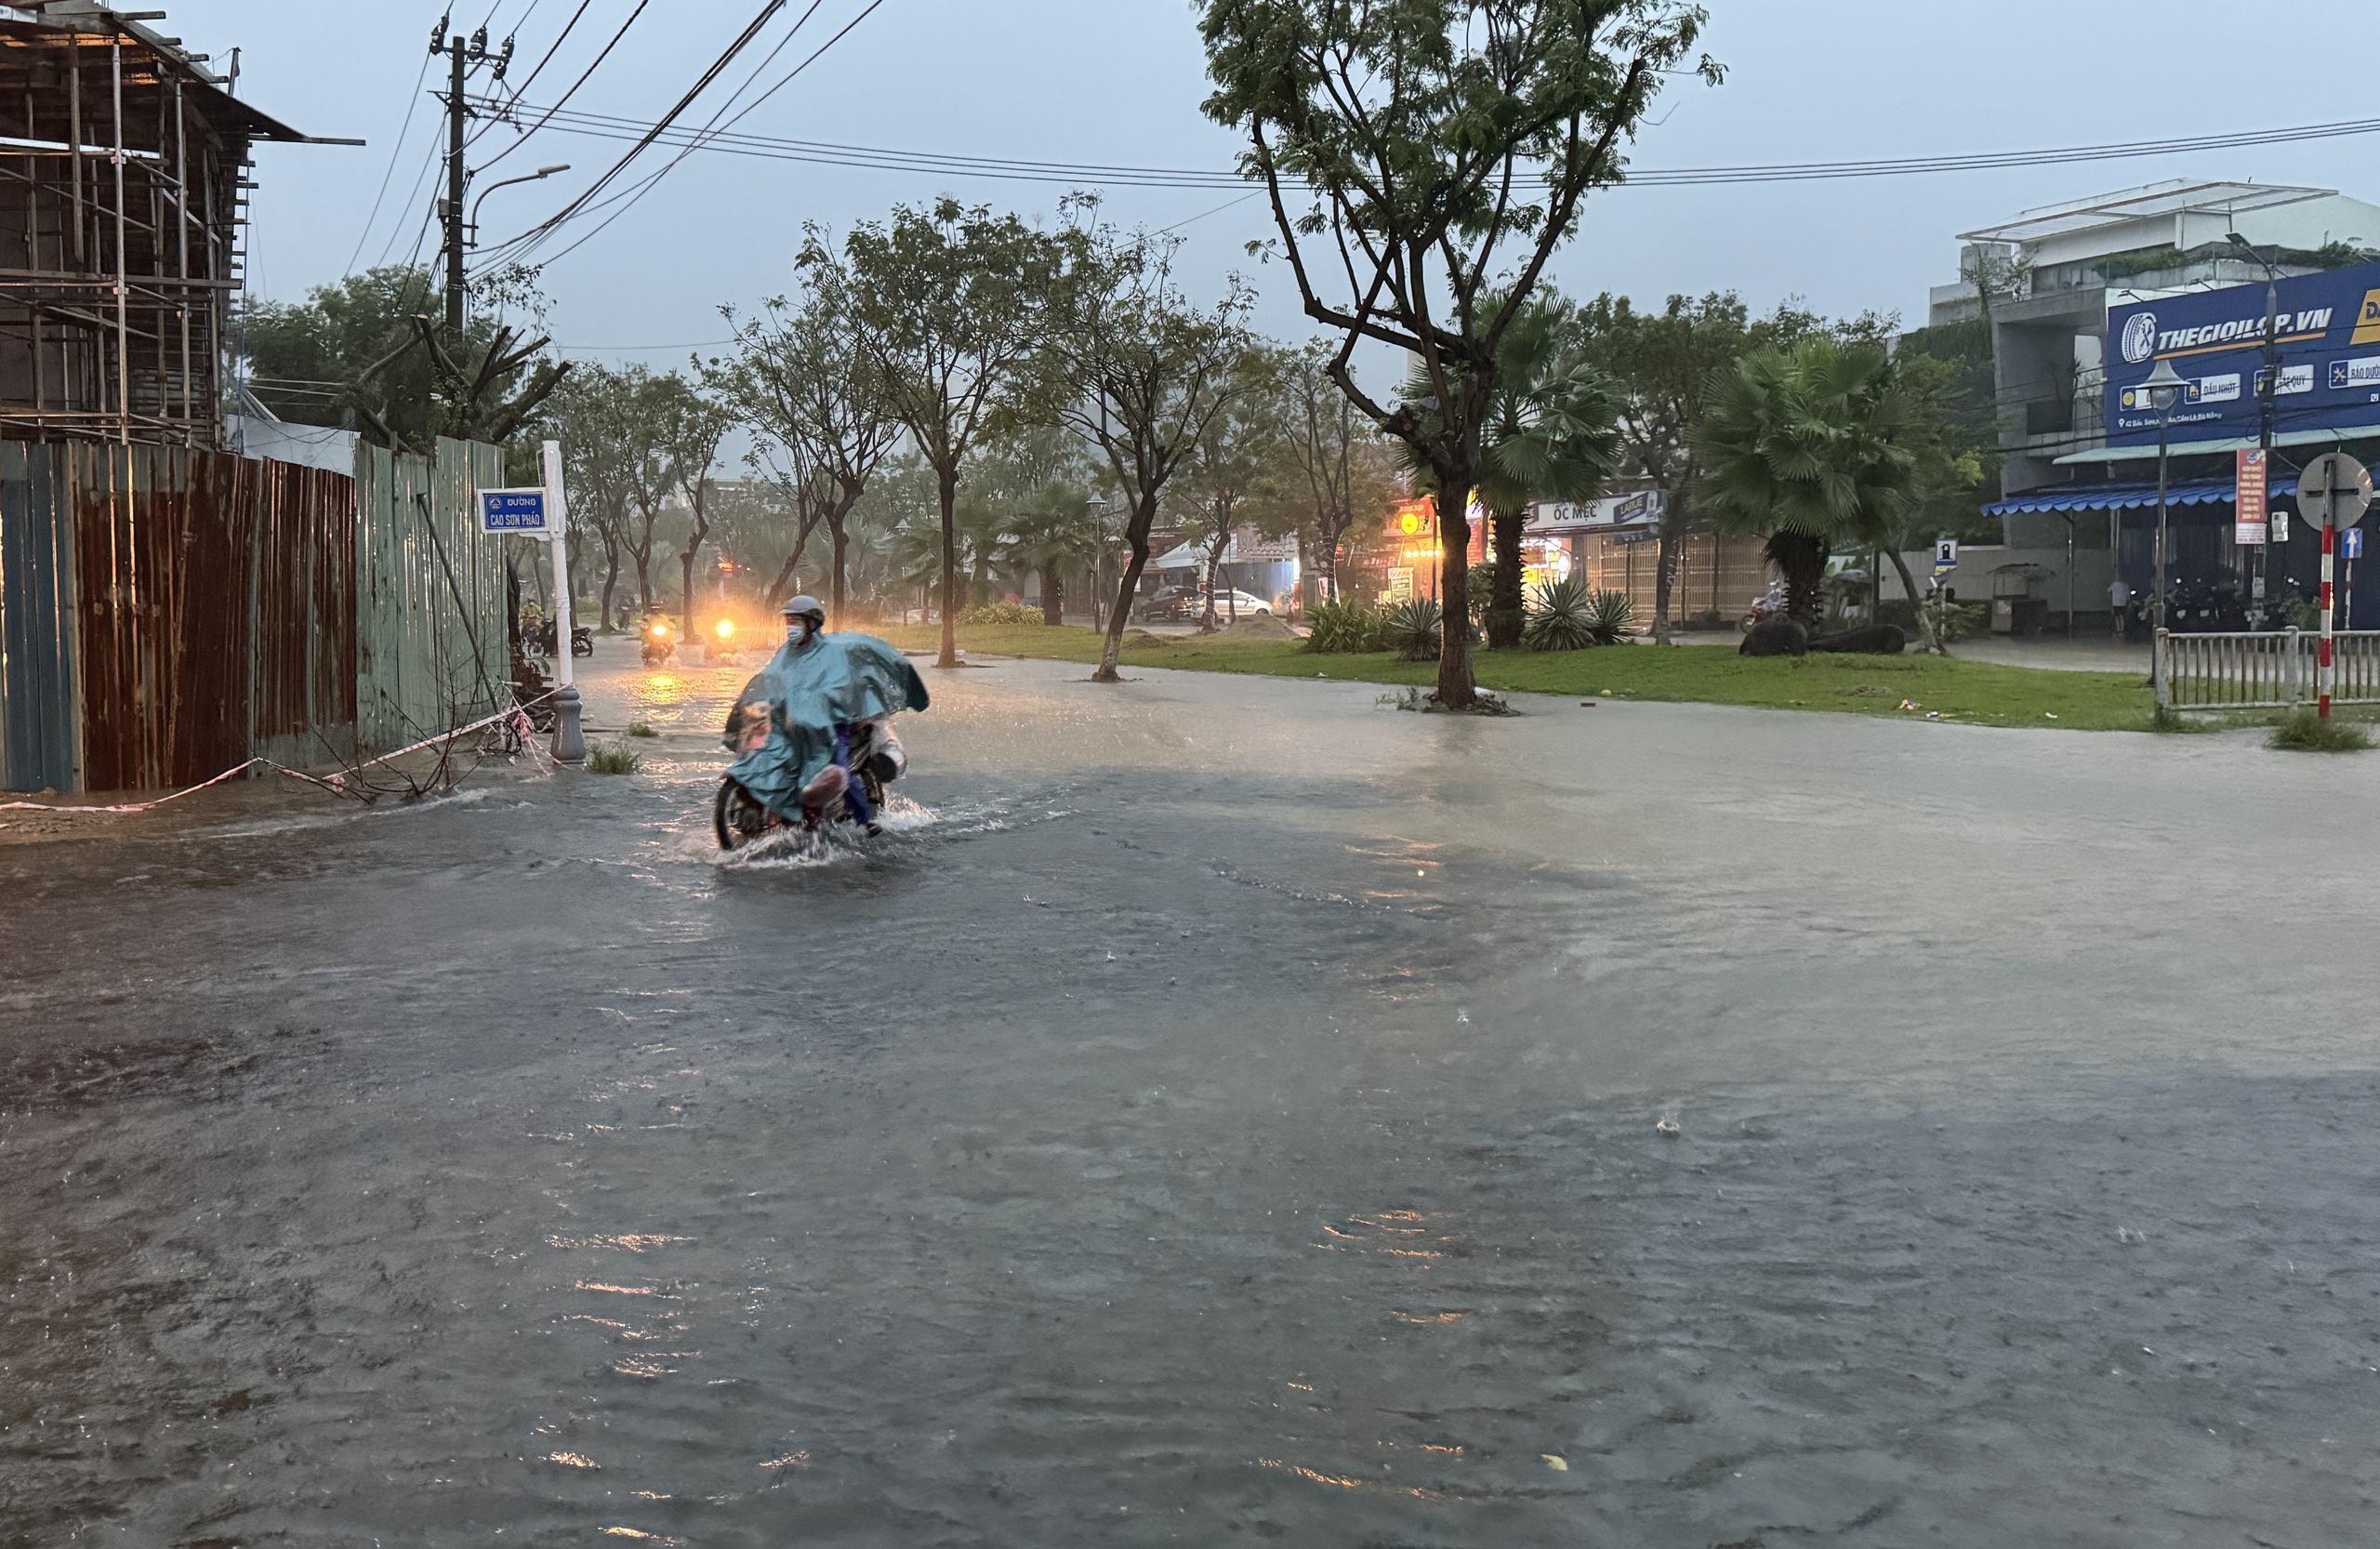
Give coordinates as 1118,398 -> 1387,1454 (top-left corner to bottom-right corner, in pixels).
711,268 -> 903,625
1696,338 -> 1920,629
612,368 -> 694,616
546,367 -> 640,631
1400,292 -> 1620,647
707,476 -> 814,613
242,262 -> 565,451
1176,348 -> 1286,629
1276,340 -> 1397,602
832,200 -> 1068,668
1573,294 -> 1827,641
1200,0 -> 1714,707
1041,219 -> 1258,682
664,385 -> 735,641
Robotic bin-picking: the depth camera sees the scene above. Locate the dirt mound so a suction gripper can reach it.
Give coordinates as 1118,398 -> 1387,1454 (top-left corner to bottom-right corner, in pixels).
1222,614 -> 1299,641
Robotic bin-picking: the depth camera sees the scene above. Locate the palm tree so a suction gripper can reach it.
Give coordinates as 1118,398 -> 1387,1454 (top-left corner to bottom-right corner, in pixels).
1402,294 -> 1621,648
1000,485 -> 1105,625
1695,338 -> 1919,629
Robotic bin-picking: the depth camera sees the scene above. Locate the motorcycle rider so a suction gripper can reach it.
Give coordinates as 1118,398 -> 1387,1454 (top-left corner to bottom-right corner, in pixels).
722,594 -> 899,835
787,597 -> 884,833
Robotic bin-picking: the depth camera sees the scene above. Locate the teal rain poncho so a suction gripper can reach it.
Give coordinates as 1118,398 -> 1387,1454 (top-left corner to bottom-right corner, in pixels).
725,631 -> 931,820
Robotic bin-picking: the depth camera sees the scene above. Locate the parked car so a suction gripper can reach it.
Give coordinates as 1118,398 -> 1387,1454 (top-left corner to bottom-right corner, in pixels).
1208,589 -> 1276,618
1135,586 -> 1201,623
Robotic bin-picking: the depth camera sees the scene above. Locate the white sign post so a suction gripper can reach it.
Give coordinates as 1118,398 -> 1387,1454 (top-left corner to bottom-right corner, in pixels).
2295,452 -> 2373,721
539,440 -> 586,762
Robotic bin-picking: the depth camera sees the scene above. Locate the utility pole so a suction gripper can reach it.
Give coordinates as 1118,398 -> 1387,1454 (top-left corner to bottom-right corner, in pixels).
430,18 -> 510,348
2230,233 -> 2287,623
443,30 -> 468,343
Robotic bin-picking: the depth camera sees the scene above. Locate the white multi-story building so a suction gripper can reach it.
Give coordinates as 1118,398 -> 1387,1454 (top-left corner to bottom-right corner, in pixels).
1933,180 -> 2380,501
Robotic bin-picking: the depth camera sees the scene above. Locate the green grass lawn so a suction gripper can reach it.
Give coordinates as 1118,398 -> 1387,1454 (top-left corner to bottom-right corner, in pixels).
874,623 -> 2162,731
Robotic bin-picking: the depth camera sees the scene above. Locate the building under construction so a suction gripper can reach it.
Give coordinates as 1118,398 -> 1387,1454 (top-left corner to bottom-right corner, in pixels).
0,2 -> 307,447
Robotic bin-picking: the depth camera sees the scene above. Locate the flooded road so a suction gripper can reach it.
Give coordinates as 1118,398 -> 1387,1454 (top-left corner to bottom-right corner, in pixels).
3,641 -> 2376,1547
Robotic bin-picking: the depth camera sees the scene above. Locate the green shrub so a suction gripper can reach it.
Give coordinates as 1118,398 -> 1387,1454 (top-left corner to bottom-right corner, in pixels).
1466,561 -> 1499,633
2270,710 -> 2371,751
1922,597 -> 1988,644
1304,599 -> 1387,654
586,743 -> 643,775
1523,577 -> 1596,651
1584,588 -> 1635,645
1526,580 -> 1634,650
625,722 -> 659,738
959,602 -> 1045,627
1382,597 -> 1444,661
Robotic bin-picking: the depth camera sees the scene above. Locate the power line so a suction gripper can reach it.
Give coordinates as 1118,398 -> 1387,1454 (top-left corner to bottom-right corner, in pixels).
482,0 -> 791,264
495,0 -> 592,105
456,105 -> 2380,192
482,0 -> 866,275
347,49 -> 436,273
480,0 -> 889,275
456,0 -> 594,156
472,0 -> 654,177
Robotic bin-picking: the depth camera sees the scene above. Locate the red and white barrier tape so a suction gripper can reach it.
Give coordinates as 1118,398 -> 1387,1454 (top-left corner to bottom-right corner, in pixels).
0,695 -> 556,817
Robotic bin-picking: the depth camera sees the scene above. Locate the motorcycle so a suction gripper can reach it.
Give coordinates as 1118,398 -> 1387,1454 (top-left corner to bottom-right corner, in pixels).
641,616 -> 677,667
531,619 -> 596,658
1739,579 -> 1789,632
715,709 -> 908,850
711,629 -> 929,851
703,617 -> 745,665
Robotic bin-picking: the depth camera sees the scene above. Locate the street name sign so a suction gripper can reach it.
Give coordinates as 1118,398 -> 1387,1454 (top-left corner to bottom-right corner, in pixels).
2295,453 -> 2372,528
478,488 -> 552,536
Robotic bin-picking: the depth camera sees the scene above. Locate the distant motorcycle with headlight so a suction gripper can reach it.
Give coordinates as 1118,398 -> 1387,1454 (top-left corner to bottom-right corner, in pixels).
641,616 -> 676,667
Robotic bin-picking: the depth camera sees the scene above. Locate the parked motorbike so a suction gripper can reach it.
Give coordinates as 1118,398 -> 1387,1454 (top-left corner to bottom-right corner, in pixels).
714,708 -> 908,850
530,619 -> 596,658
641,616 -> 677,667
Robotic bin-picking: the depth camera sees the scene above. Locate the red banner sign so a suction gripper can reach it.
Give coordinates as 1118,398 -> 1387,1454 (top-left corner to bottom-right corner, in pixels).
2237,448 -> 2269,545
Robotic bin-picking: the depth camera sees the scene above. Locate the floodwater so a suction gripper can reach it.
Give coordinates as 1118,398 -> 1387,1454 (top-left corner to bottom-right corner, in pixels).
2,640 -> 2375,1547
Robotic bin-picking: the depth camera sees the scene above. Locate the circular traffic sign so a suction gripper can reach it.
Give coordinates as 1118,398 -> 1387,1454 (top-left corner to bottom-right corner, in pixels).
2295,452 -> 2373,528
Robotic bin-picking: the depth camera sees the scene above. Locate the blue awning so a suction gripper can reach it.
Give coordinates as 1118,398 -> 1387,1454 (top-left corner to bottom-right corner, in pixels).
1983,480 -> 2239,516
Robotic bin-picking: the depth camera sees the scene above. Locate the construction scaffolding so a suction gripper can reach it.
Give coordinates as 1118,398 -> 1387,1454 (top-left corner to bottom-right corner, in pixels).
0,4 -> 309,448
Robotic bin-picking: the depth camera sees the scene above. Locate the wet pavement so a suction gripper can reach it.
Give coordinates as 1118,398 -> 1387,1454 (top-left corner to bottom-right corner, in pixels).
3,637 -> 2376,1547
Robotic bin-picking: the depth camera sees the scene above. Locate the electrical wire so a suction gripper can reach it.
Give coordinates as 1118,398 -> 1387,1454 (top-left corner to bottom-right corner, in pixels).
452,105 -> 2380,192
476,0 -> 853,272
475,0 -> 849,274
472,0 -> 654,176
456,0 -> 592,155
492,0 -> 591,106
347,49 -> 436,272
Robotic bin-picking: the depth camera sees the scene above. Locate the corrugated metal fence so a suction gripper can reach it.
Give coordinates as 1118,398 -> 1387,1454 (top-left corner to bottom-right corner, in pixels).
356,438 -> 510,757
0,436 -> 507,793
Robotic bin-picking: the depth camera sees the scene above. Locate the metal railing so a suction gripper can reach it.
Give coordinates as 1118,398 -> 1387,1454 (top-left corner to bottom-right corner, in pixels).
2156,628 -> 2380,712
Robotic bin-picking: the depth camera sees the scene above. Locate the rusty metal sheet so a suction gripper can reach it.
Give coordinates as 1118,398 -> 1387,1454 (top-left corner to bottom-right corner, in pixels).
249,456 -> 358,768
68,443 -> 252,791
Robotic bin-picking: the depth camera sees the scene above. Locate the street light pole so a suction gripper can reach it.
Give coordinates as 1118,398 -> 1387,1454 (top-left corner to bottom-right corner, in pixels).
469,164 -> 570,243
2228,232 -> 2285,622
2142,357 -> 2189,706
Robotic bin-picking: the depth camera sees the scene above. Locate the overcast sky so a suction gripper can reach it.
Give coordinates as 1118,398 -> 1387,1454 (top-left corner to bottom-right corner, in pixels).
179,0 -> 2380,371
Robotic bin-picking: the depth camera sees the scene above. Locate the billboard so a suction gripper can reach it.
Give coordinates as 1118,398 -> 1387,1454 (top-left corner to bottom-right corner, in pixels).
2105,259 -> 2380,446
